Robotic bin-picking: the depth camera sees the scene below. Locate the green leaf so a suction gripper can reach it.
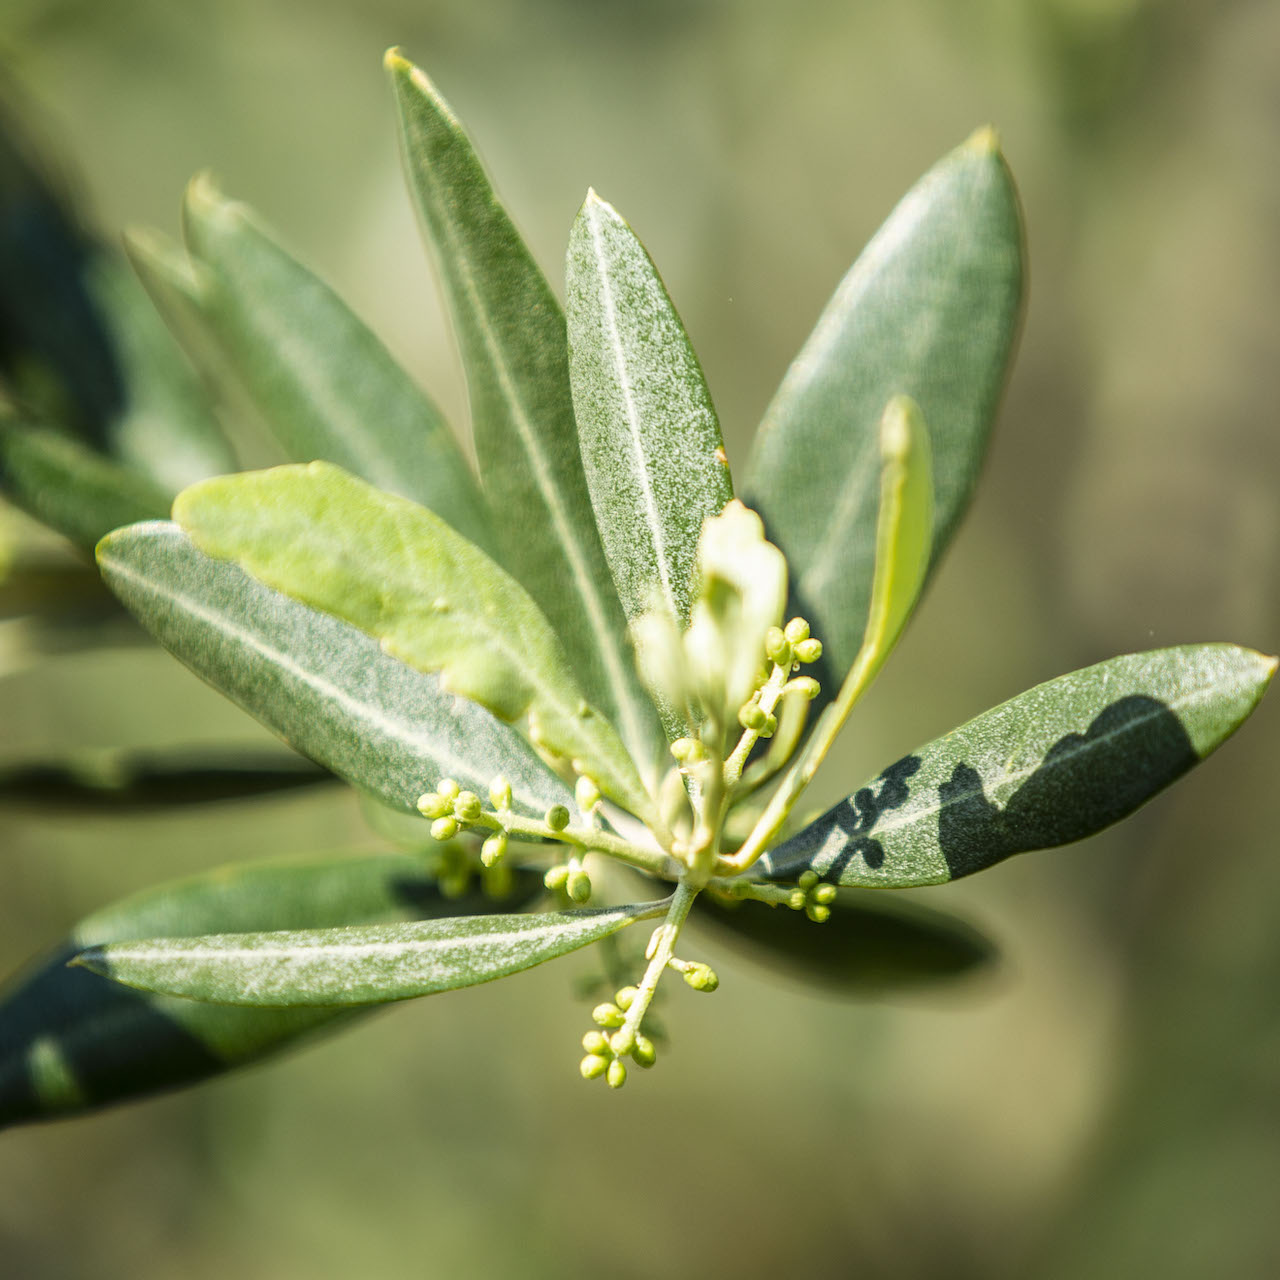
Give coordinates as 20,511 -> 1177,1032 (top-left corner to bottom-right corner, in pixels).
169,178 -> 495,552
758,645 -> 1275,887
745,128 -> 1024,682
0,851 -> 541,1127
0,416 -> 170,550
697,889 -> 995,994
565,190 -> 733,634
0,748 -> 332,812
74,899 -> 668,1007
84,253 -> 235,489
386,51 -> 661,775
168,464 -> 655,817
96,520 -> 572,817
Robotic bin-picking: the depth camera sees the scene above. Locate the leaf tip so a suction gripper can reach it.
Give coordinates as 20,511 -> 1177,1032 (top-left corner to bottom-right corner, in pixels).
879,394 -> 924,465
964,124 -> 1002,156
66,946 -> 106,977
383,45 -> 411,73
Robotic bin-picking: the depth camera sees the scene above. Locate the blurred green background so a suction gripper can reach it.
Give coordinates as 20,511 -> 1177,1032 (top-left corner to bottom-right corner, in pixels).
2,0 -> 1278,1276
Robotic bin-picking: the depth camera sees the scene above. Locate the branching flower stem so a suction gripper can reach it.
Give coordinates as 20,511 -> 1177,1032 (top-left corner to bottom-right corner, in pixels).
722,659 -> 790,787
482,809 -> 680,879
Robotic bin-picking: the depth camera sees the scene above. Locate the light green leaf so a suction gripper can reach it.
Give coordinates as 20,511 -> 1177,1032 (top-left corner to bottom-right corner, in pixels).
0,851 -> 541,1127
84,253 -> 235,489
565,190 -> 732,634
169,463 -> 654,819
74,899 -> 669,1007
386,51 -> 662,775
745,128 -> 1024,682
169,178 -> 494,551
0,416 -> 170,550
696,889 -> 995,995
758,645 -> 1276,888
96,520 -> 571,817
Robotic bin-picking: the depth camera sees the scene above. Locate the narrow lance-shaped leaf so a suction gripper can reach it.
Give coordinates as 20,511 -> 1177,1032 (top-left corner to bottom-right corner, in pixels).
170,178 -> 495,552
386,51 -> 662,776
0,851 -> 541,1128
97,521 -> 571,817
0,415 -> 170,550
745,128 -> 1024,692
170,464 -> 655,820
74,899 -> 669,1007
566,190 -> 733,636
758,645 -> 1276,888
697,889 -> 995,995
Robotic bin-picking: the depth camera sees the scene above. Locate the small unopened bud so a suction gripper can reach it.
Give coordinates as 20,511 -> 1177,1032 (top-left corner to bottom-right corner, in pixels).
631,1035 -> 657,1068
480,832 -> 508,867
488,775 -> 512,810
799,870 -> 819,889
670,737 -> 697,761
606,1058 -> 628,1089
575,775 -> 601,812
738,701 -> 768,731
545,804 -> 571,832
788,889 -> 807,911
813,883 -> 838,905
430,816 -> 459,842
567,869 -> 592,903
614,985 -> 639,1011
793,638 -> 823,664
807,903 -> 832,924
758,713 -> 778,738
592,1002 -> 625,1028
682,963 -> 720,992
436,778 -> 460,801
417,792 -> 450,820
453,790 -> 482,821
789,676 -> 821,700
580,1054 -> 609,1080
544,864 -> 570,891
784,617 -> 810,644
609,1029 -> 636,1057
582,1030 -> 610,1056
764,627 -> 791,665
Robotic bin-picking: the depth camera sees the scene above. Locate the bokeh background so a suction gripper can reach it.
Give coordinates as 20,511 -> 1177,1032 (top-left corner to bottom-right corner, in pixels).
2,1 -> 1278,1276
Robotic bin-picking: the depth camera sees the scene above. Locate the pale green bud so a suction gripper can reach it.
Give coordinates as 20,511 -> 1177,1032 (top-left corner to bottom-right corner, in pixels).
592,1002 -> 625,1029
670,737 -> 697,761
544,864 -> 570,891
582,1030 -> 610,1056
575,775 -> 601,812
789,676 -> 821,700
416,792 -> 450,820
813,883 -> 838,905
682,963 -> 720,993
793,638 -> 823,664
480,832 -> 508,867
788,889 -> 807,911
738,701 -> 768,731
454,790 -> 482,822
488,775 -> 512,810
545,804 -> 571,832
784,617 -> 810,644
764,627 -> 790,665
798,869 -> 819,890
807,903 -> 832,924
609,1029 -> 636,1057
631,1035 -> 657,1068
567,869 -> 592,904
436,778 -> 460,801
758,712 -> 778,738
614,985 -> 639,1011
580,1054 -> 609,1081
606,1058 -> 628,1089
430,816 -> 459,842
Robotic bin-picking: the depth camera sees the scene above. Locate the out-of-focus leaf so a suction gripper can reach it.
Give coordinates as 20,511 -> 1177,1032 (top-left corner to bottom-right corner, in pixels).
96,521 -> 572,817
170,464 -> 655,820
0,416 -> 169,550
386,51 -> 662,777
83,253 -> 234,490
74,899 -> 669,1007
169,179 -> 493,550
0,851 -> 541,1128
0,748 -> 333,812
745,129 -> 1024,691
565,190 -> 732,634
758,645 -> 1275,887
697,889 -> 995,994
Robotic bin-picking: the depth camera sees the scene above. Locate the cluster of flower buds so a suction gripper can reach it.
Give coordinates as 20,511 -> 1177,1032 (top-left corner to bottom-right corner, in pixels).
787,869 -> 838,923
579,986 -> 659,1089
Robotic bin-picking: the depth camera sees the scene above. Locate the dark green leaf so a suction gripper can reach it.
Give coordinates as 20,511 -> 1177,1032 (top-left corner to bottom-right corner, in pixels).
74,899 -> 668,1007
0,416 -> 170,550
565,190 -> 732,633
170,463 -> 655,819
96,520 -> 572,817
759,645 -> 1275,887
386,52 -> 662,776
745,129 -> 1024,687
0,851 -> 541,1127
697,889 -> 995,995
